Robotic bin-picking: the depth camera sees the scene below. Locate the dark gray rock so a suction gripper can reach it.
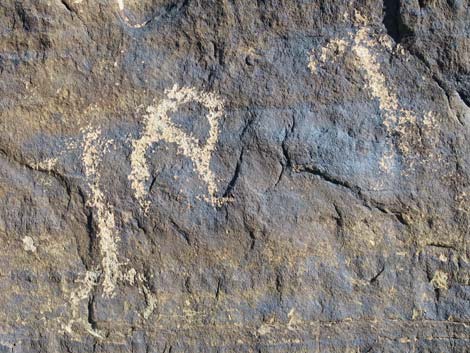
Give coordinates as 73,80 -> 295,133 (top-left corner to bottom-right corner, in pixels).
0,0 -> 469,352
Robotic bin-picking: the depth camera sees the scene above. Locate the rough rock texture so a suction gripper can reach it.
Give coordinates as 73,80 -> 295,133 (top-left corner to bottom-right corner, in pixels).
1,0 -> 470,352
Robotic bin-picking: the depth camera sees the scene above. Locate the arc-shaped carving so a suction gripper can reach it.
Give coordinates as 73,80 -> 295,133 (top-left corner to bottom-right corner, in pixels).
308,11 -> 438,176
129,85 -> 226,210
33,83 -> 228,338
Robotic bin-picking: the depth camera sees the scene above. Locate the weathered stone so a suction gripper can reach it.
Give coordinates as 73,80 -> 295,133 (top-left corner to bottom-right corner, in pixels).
0,0 -> 469,352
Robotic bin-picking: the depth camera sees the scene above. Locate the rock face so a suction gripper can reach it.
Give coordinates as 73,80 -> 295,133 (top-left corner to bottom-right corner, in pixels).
0,0 -> 469,352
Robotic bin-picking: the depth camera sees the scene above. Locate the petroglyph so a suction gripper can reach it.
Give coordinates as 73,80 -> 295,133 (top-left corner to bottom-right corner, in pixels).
142,278 -> 158,319
116,0 -> 152,28
287,308 -> 302,331
129,85 -> 226,210
64,270 -> 103,339
60,128 -> 122,337
22,236 -> 36,252
308,11 -> 439,175
61,127 -> 158,337
82,127 -> 122,298
33,84 -> 226,337
32,157 -> 58,171
431,270 -> 449,290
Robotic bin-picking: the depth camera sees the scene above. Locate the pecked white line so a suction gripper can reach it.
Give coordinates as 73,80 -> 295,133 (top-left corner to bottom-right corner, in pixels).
116,0 -> 151,29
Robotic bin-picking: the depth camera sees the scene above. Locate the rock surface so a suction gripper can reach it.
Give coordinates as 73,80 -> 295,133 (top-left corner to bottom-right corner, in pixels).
1,0 -> 469,352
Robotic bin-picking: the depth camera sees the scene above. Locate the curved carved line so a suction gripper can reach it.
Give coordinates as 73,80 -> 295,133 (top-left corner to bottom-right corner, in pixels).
129,85 -> 226,210
116,0 -> 152,28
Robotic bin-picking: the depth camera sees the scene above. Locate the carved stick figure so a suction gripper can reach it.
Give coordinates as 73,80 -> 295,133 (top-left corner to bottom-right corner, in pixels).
35,85 -> 226,337
64,127 -> 157,338
308,11 -> 438,176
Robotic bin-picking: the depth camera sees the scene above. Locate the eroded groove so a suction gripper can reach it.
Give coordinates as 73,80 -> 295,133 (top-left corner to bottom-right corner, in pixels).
222,147 -> 244,198
370,265 -> 385,284
383,0 -> 415,44
0,147 -> 75,192
248,230 -> 256,250
87,294 -> 98,330
148,174 -> 158,193
294,164 -> 408,226
456,89 -> 470,109
281,132 -> 291,168
77,186 -> 98,270
274,116 -> 296,188
294,164 -> 361,194
383,0 -> 401,43
274,132 -> 290,187
170,219 -> 191,246
275,270 -> 284,302
425,242 -> 458,251
215,277 -> 223,300
368,200 -> 408,227
333,203 -> 344,228
60,0 -> 74,14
